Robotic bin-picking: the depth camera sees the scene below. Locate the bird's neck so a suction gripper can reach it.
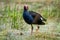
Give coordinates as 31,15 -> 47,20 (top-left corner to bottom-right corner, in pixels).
24,10 -> 28,13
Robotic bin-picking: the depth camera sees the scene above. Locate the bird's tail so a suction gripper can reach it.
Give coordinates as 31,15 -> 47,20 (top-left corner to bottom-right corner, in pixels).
43,18 -> 46,21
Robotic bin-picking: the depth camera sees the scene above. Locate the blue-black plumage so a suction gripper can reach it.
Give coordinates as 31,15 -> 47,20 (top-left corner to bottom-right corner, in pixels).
23,10 -> 34,24
23,5 -> 46,34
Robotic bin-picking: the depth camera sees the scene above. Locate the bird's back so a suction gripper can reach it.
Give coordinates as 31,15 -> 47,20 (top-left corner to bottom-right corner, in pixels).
29,11 -> 46,25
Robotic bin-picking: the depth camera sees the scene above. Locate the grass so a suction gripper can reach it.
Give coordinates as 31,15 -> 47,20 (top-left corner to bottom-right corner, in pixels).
0,0 -> 60,40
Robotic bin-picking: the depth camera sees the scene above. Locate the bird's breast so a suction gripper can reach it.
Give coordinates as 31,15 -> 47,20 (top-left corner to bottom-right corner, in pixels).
23,12 -> 33,24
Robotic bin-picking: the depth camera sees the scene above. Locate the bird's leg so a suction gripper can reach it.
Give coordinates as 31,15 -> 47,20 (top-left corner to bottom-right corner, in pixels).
36,25 -> 39,32
31,24 -> 33,35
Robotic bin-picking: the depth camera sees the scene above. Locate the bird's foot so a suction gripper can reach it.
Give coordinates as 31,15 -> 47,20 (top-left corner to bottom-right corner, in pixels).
36,29 -> 39,33
31,30 -> 33,35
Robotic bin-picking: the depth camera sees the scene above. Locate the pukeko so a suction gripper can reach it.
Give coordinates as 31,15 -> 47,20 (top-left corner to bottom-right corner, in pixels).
23,5 -> 46,34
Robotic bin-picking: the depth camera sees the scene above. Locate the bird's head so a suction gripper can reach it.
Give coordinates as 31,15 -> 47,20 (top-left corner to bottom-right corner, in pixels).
24,5 -> 28,11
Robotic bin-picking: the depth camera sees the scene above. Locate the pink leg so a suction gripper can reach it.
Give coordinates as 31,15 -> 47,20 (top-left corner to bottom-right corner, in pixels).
36,25 -> 39,32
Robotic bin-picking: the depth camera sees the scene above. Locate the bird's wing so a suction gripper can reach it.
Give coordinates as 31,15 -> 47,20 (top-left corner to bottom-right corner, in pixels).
29,11 -> 37,18
29,11 -> 46,21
